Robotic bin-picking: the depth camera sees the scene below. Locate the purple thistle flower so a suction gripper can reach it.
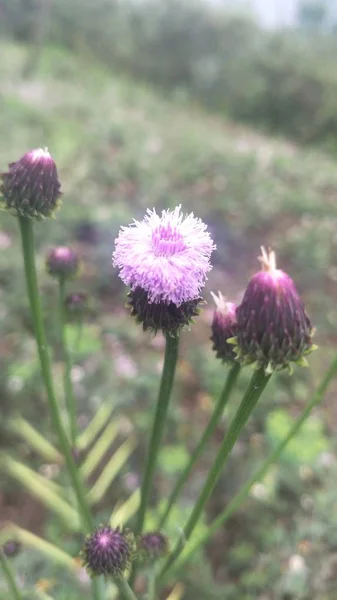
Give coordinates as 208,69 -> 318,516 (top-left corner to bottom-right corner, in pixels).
113,206 -> 215,334
0,148 -> 61,219
210,292 -> 237,363
46,246 -> 79,280
81,525 -> 135,579
138,532 -> 169,563
233,247 -> 316,373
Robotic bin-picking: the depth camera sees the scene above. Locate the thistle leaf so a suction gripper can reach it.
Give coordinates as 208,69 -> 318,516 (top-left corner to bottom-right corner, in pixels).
110,489 -> 140,528
2,525 -> 77,572
0,454 -> 79,529
76,401 -> 114,451
165,583 -> 185,600
80,420 -> 119,480
8,416 -> 62,463
88,437 -> 137,504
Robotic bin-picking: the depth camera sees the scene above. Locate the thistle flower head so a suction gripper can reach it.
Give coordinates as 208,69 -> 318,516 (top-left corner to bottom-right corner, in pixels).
81,525 -> 135,580
138,532 -> 169,564
0,148 -> 61,219
113,206 -> 215,334
210,292 -> 237,363
233,247 -> 316,373
46,246 -> 79,279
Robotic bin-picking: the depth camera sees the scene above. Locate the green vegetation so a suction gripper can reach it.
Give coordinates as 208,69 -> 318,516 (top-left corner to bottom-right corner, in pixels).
1,17 -> 337,599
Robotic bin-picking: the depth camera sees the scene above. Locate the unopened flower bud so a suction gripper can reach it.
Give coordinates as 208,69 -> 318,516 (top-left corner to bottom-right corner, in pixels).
210,292 -> 237,363
2,540 -> 21,558
0,148 -> 61,219
65,292 -> 89,319
138,532 -> 169,563
81,525 -> 135,579
232,247 -> 316,373
46,246 -> 79,280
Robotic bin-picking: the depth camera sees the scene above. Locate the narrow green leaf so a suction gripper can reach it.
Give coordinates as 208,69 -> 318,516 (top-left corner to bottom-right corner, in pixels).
77,402 -> 114,451
8,417 -> 62,463
2,525 -> 77,572
110,489 -> 140,528
0,454 -> 79,529
35,589 -> 56,600
80,421 -> 119,480
165,584 -> 185,600
88,438 -> 137,504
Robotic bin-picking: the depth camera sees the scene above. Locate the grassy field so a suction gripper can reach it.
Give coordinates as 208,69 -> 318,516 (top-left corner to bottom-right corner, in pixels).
1,41 -> 337,599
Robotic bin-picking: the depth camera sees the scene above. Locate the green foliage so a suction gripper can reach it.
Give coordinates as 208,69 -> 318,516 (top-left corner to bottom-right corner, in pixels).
2,0 -> 337,147
0,29 -> 337,600
266,409 -> 329,463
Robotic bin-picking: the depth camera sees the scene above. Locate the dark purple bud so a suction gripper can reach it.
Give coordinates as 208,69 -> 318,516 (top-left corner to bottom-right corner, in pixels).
0,148 -> 61,219
210,292 -> 237,363
138,532 -> 169,563
127,287 -> 201,336
46,246 -> 79,280
234,248 -> 316,373
2,540 -> 21,558
81,525 -> 135,579
65,292 -> 89,319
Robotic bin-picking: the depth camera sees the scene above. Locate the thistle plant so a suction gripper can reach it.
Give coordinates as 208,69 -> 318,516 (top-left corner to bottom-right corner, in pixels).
1,147 -> 336,600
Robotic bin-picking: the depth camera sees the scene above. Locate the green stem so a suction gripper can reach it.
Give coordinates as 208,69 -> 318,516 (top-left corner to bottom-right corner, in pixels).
158,362 -> 241,529
18,217 -> 91,531
148,570 -> 157,600
58,276 -> 77,445
116,578 -> 139,600
18,218 -> 104,600
168,352 -> 337,576
130,334 -> 179,589
0,550 -> 22,600
136,333 -> 180,535
159,367 -> 271,579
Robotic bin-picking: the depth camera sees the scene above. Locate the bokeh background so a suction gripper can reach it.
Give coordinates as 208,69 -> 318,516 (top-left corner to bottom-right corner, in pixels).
1,1 -> 337,598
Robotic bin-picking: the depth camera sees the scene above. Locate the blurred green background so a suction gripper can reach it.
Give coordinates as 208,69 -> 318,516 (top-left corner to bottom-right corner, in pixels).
1,1 -> 337,598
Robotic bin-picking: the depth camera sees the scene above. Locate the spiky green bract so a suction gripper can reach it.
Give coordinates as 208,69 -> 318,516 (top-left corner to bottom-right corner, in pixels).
127,287 -> 201,336
0,148 -> 61,219
138,532 -> 169,564
232,248 -> 316,374
81,525 -> 135,580
46,246 -> 79,280
210,292 -> 237,363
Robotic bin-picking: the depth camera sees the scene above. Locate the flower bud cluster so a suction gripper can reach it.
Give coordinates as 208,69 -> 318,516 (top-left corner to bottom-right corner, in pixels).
211,247 -> 316,374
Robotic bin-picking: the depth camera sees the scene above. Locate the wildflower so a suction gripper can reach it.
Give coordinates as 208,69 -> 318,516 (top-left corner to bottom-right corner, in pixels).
113,206 -> 215,334
46,246 -> 79,279
81,525 -> 135,579
232,247 -> 316,373
0,148 -> 61,219
138,532 -> 169,563
210,292 -> 237,363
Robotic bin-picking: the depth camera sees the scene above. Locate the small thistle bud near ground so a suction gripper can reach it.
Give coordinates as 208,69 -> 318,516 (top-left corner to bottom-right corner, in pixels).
210,292 -> 237,363
138,532 -> 169,563
232,247 -> 316,374
81,525 -> 135,579
46,246 -> 79,280
0,148 -> 61,219
113,206 -> 215,335
2,540 -> 21,558
65,292 -> 89,319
